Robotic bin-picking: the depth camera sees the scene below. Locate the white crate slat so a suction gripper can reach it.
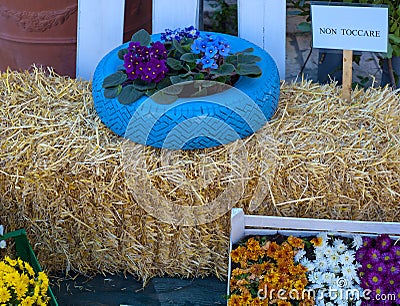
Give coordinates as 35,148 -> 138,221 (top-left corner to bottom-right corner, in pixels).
231,208 -> 400,245
238,0 -> 286,80
152,0 -> 200,34
76,0 -> 125,80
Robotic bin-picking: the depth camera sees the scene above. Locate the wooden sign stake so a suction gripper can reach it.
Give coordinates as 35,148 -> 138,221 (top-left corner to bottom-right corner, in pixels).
342,49 -> 353,102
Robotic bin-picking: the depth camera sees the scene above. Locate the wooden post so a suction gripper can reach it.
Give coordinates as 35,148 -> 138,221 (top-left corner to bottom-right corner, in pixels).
342,50 -> 353,102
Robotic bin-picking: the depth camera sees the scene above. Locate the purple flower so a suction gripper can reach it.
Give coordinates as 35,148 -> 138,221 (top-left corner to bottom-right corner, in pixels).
395,288 -> 400,304
362,236 -> 374,248
374,262 -> 387,274
367,271 -> 382,287
150,41 -> 167,60
356,248 -> 368,262
366,248 -> 381,263
381,251 -> 393,264
387,262 -> 399,276
376,234 -> 392,252
392,245 -> 400,259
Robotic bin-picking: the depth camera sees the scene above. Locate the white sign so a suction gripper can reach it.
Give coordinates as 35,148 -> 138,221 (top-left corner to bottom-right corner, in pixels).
311,4 -> 388,52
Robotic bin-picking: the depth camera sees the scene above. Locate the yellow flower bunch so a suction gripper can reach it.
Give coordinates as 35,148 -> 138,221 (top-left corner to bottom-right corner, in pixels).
228,236 -> 314,306
0,256 -> 50,306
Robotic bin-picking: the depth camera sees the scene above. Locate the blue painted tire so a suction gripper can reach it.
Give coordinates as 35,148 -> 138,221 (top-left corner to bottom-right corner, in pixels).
92,32 -> 280,150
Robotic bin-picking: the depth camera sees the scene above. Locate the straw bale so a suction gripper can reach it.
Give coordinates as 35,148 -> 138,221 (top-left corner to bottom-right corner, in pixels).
1,67 -> 399,283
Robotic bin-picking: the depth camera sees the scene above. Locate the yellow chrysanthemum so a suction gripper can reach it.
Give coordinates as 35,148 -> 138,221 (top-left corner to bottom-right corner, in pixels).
0,286 -> 11,303
4,270 -> 20,286
14,281 -> 28,300
4,256 -> 17,267
24,262 -> 35,277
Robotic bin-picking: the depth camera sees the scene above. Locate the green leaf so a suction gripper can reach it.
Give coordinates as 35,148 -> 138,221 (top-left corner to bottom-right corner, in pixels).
131,29 -> 151,46
240,47 -> 254,53
389,33 -> 400,45
173,39 -> 185,54
210,63 -> 235,76
194,73 -> 205,80
156,77 -> 172,90
180,53 -> 198,63
133,79 -> 156,91
104,85 -> 122,99
238,54 -> 261,64
237,64 -> 262,77
225,55 -> 238,66
167,58 -> 184,70
118,48 -> 128,60
102,71 -> 127,88
297,22 -> 311,33
117,85 -> 144,105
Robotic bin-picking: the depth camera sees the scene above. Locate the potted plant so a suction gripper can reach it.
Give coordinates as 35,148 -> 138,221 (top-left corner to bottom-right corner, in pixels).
0,226 -> 58,305
92,26 -> 281,150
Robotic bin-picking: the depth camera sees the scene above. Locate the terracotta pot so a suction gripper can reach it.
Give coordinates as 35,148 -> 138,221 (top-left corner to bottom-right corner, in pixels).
0,0 -> 151,78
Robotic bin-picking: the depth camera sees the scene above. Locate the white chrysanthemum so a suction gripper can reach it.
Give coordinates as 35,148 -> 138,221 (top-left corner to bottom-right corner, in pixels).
315,258 -> 329,272
324,246 -> 335,257
340,250 -> 356,265
309,271 -> 323,284
294,249 -> 306,262
352,234 -> 363,250
327,251 -> 340,266
330,264 -> 341,274
321,272 -> 335,284
300,257 -> 315,272
333,239 -> 348,253
0,240 -> 6,249
341,264 -> 358,281
325,302 -> 335,306
315,247 -> 326,260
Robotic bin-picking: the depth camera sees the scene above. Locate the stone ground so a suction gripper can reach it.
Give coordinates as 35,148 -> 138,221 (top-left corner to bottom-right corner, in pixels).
51,10 -> 385,306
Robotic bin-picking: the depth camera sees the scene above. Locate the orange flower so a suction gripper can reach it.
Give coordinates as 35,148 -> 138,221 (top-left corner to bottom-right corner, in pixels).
247,237 -> 261,253
287,236 -> 305,249
228,294 -> 243,306
231,246 -> 246,263
310,237 -> 323,247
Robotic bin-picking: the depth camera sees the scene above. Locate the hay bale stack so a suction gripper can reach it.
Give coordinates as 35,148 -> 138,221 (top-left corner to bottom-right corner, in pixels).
1,67 -> 399,282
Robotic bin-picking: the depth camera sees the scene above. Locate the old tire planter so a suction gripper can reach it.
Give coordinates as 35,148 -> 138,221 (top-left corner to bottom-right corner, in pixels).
92,32 -> 280,150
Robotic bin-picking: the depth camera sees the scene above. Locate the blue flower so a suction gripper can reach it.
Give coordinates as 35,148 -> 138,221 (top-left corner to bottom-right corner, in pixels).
191,39 -> 202,54
205,46 -> 218,58
218,43 -> 230,56
200,56 -> 216,69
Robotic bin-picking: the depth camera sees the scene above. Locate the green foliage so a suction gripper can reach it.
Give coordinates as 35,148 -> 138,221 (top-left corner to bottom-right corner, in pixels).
102,28 -> 263,104
204,0 -> 238,35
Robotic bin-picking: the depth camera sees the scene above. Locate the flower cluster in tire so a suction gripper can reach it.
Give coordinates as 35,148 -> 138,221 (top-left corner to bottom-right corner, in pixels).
101,26 -> 263,105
